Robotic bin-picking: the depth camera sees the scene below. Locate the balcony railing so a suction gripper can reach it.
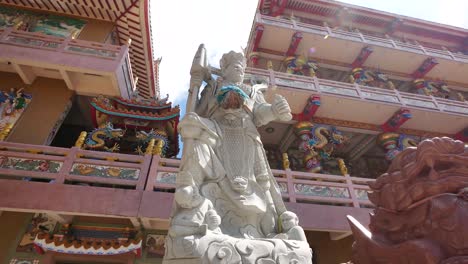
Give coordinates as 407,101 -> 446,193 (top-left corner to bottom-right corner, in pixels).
0,28 -> 126,61
0,142 -> 374,209
257,14 -> 468,64
245,67 -> 468,116
148,159 -> 374,209
0,28 -> 135,98
0,142 -> 151,190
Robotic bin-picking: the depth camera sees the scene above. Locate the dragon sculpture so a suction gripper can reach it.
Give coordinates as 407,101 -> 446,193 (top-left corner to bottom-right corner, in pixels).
377,132 -> 418,161
84,123 -> 124,152
413,79 -> 450,98
135,129 -> 169,156
350,68 -> 396,90
284,56 -> 318,77
347,137 -> 468,264
294,121 -> 348,173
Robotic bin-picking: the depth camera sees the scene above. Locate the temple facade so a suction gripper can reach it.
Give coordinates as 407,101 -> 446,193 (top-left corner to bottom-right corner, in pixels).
0,1 -> 180,263
243,0 -> 467,263
0,0 -> 466,264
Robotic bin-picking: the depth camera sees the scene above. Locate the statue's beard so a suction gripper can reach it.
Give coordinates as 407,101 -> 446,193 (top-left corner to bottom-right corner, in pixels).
220,91 -> 243,109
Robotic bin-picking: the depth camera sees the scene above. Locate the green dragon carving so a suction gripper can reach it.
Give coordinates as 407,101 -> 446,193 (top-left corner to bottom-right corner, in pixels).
135,129 -> 169,156
84,123 -> 124,152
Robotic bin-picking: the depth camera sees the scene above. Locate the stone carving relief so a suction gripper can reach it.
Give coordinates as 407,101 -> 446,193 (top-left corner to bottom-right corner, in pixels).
163,46 -> 312,263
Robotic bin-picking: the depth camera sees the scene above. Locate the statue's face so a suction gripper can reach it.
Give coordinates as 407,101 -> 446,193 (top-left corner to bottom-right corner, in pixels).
222,62 -> 245,83
220,91 -> 243,109
175,185 -> 203,208
282,218 -> 297,231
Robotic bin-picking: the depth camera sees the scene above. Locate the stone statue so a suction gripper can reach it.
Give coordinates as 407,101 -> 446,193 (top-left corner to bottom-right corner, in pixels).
163,45 -> 313,263
347,137 -> 468,264
169,185 -> 221,238
274,212 -> 307,242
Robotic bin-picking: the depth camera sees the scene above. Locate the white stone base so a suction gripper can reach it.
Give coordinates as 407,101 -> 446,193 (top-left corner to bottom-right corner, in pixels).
163,258 -> 204,264
163,234 -> 313,264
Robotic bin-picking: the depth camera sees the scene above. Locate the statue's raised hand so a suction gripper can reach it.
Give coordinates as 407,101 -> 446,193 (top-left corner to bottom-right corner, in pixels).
272,94 -> 292,121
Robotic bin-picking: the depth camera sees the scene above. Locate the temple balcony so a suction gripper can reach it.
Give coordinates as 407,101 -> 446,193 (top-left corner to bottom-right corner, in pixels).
0,141 -> 373,238
252,14 -> 468,85
245,67 -> 467,136
0,28 -> 135,99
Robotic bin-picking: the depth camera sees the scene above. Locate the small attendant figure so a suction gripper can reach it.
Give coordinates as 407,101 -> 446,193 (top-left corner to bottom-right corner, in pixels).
169,185 -> 222,237
275,211 -> 307,241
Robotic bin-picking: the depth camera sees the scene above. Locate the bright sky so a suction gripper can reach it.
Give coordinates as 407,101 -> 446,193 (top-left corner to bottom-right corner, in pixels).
150,0 -> 258,114
150,0 -> 467,155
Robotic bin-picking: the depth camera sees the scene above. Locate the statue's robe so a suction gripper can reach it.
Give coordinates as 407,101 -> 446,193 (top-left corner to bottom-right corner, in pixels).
178,80 -> 285,238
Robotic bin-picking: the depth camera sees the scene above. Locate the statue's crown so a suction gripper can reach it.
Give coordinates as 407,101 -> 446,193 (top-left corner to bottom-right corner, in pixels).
220,51 -> 246,69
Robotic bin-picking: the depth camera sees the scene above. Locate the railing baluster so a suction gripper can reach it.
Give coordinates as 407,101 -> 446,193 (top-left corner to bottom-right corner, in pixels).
57,36 -> 72,52
353,83 -> 363,98
136,154 -> 152,191
268,68 -> 276,88
117,44 -> 129,62
0,27 -> 12,42
323,22 -> 332,35
56,147 -> 77,184
344,173 -> 360,208
393,89 -> 406,105
285,169 -> 296,203
431,95 -> 442,111
312,76 -> 321,92
415,41 -> 427,55
146,155 -> 161,191
357,32 -> 366,43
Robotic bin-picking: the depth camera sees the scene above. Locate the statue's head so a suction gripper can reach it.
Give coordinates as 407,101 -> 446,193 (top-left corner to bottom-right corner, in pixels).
220,51 -> 246,83
280,211 -> 299,231
175,185 -> 203,209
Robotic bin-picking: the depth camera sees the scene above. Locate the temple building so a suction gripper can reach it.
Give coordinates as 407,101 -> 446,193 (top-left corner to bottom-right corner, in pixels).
243,0 -> 468,263
0,0 -> 466,264
0,1 -> 180,263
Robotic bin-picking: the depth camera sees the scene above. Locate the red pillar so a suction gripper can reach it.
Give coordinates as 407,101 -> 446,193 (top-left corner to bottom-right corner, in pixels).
252,25 -> 264,52
286,32 -> 303,57
411,57 -> 438,78
381,108 -> 412,132
292,95 -> 321,121
351,46 -> 373,68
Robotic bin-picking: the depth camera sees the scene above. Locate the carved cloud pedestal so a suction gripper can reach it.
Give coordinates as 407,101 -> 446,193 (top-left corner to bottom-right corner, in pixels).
163,235 -> 312,264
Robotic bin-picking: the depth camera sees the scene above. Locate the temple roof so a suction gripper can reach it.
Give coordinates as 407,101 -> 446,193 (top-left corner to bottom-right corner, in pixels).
35,233 -> 142,256
0,0 -> 158,99
114,97 -> 173,110
91,97 -> 180,121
